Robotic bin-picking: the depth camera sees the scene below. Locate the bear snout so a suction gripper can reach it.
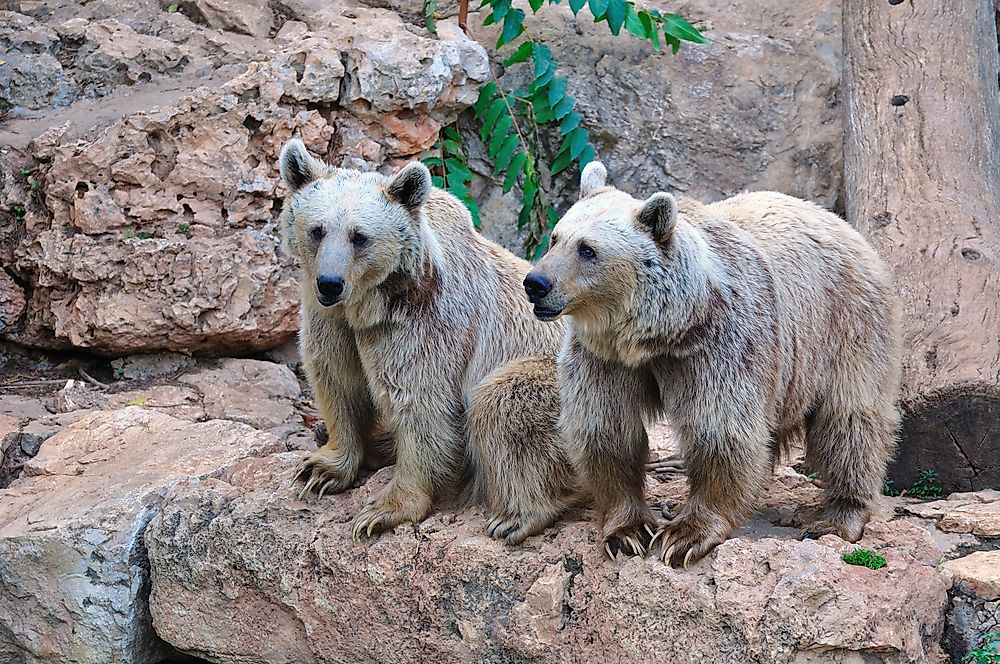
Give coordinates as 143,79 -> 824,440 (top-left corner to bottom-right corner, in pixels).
523,273 -> 553,303
316,275 -> 345,306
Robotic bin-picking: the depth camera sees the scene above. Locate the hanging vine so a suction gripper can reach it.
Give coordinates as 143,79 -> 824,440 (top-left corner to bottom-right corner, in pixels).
422,0 -> 706,257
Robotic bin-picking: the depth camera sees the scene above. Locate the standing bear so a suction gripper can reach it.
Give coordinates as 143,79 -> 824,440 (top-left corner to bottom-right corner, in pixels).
278,139 -> 565,537
522,161 -> 901,566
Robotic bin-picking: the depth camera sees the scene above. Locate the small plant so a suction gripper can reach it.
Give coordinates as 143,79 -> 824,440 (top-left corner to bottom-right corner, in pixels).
112,367 -> 126,380
10,203 -> 25,221
137,231 -> 153,239
122,228 -> 136,239
881,478 -> 901,497
907,468 -> 943,500
19,167 -> 30,176
806,471 -> 820,480
167,3 -> 179,12
842,548 -> 887,570
126,396 -> 150,406
423,126 -> 481,226
966,631 -> 1000,664
178,222 -> 191,235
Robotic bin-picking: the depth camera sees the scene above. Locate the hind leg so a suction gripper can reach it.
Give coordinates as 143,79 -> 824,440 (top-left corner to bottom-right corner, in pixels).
470,357 -> 578,545
802,398 -> 897,541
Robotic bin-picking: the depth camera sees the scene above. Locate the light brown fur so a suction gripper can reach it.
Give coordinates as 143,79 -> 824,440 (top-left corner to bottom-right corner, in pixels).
523,161 -> 901,565
278,139 -> 565,537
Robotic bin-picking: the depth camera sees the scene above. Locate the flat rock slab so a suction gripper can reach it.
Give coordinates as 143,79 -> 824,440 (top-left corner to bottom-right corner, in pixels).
940,551 -> 1000,601
146,455 -> 950,664
0,407 -> 284,664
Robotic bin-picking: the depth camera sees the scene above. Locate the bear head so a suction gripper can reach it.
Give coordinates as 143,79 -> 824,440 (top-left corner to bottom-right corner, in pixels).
278,138 -> 437,309
524,161 -> 713,364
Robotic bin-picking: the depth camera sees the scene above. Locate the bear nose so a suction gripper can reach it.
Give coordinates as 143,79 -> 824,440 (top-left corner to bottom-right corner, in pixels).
316,275 -> 345,305
523,273 -> 553,303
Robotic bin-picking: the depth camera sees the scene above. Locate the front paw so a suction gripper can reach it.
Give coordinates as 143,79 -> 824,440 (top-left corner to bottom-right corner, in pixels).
657,509 -> 731,569
293,448 -> 358,499
351,487 -> 432,539
603,518 -> 658,560
485,509 -> 560,545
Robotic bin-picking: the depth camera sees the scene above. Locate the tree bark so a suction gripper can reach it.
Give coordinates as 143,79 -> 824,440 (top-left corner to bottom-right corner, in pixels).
844,0 -> 1000,491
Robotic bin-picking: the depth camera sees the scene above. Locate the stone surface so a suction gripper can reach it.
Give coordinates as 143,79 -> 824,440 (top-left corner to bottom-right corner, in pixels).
902,493 -> 1000,538
145,455 -> 951,664
1,1 -> 487,354
940,551 -> 1000,600
0,407 -> 285,664
0,271 -> 25,334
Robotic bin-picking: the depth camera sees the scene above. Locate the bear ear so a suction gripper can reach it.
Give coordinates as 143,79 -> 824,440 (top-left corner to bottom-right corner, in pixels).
385,161 -> 432,214
635,192 -> 678,241
279,139 -> 325,192
579,161 -> 608,199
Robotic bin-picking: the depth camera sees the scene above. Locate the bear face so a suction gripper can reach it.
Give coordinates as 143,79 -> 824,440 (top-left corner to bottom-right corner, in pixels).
524,161 -> 710,365
279,139 -> 435,308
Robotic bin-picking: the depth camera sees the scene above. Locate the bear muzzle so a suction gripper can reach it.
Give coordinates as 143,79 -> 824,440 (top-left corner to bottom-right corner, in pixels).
316,275 -> 346,307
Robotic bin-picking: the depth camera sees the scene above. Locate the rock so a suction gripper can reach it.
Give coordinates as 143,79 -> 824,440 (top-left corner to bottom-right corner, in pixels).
110,352 -> 197,381
176,358 -> 302,429
939,502 -> 1000,538
144,455 -> 950,664
903,494 -> 1000,538
940,551 -> 1000,600
53,378 -> 110,412
189,0 -> 274,37
464,0 -> 843,255
5,3 -> 487,354
0,407 -> 285,664
0,270 -> 26,333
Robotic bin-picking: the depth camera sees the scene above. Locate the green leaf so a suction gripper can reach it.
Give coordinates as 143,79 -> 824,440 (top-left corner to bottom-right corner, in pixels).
532,44 -> 552,79
474,82 -> 497,116
532,61 -> 557,89
503,152 -> 527,192
547,77 -> 567,106
480,98 -> 507,141
493,135 -> 520,175
445,157 -> 473,181
443,125 -> 461,142
568,0 -> 586,15
663,13 -> 707,43
578,144 -> 595,169
528,0 -> 544,12
422,0 -> 437,33
625,5 -> 646,38
567,126 -> 589,160
443,139 -> 463,156
551,95 -> 574,120
588,0 -> 608,19
491,0 -> 511,23
431,175 -> 445,188
560,110 -> 582,135
503,41 -> 533,66
488,115 -> 513,157
665,33 -> 681,54
497,9 -> 525,47
423,156 -> 443,167
549,147 -> 573,175
531,228 -> 552,261
482,13 -> 495,26
605,0 -> 626,35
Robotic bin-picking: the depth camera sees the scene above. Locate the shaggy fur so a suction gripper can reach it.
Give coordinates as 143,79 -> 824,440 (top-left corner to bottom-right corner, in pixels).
524,161 -> 901,565
279,139 -> 565,538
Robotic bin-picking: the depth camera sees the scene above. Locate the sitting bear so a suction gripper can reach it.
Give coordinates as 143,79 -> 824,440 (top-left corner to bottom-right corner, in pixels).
278,139 -> 564,538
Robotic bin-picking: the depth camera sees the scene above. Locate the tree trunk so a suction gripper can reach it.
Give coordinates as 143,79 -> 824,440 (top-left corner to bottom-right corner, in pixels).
843,0 -> 1000,492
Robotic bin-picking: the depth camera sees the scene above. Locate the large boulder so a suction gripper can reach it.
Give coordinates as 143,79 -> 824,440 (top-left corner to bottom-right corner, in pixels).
0,407 -> 286,663
0,2 -> 487,354
145,457 -> 952,664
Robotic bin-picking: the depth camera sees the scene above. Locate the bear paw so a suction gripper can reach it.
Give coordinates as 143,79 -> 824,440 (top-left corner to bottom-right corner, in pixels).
602,521 -> 658,560
800,516 -> 864,542
293,448 -> 357,500
657,512 -> 730,569
351,489 -> 432,540
485,510 -> 558,545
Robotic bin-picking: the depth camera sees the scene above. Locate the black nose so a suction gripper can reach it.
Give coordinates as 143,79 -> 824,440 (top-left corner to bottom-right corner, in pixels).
316,275 -> 345,305
523,273 -> 552,303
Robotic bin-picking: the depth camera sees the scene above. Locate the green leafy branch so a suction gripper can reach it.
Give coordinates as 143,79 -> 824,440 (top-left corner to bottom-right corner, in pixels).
423,126 -> 482,227
422,0 -> 706,257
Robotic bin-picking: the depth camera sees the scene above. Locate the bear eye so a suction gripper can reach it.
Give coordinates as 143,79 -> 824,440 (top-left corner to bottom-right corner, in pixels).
351,231 -> 368,247
309,225 -> 325,243
578,243 -> 597,260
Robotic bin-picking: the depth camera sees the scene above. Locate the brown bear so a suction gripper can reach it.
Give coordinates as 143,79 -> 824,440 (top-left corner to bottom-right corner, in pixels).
278,139 -> 565,538
521,161 -> 901,566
